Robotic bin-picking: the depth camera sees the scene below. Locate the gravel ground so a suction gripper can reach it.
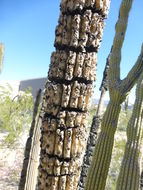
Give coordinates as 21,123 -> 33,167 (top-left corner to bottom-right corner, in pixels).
0,132 -> 28,190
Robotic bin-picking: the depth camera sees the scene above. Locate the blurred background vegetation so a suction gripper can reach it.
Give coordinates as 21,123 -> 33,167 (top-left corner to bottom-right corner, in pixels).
0,84 -> 34,146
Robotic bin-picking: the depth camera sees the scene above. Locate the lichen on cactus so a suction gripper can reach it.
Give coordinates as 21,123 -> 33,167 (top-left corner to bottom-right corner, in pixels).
116,72 -> 143,190
85,0 -> 143,189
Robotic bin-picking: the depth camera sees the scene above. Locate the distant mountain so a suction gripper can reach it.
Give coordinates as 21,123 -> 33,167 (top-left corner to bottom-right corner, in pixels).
92,98 -> 133,110
92,99 -> 109,106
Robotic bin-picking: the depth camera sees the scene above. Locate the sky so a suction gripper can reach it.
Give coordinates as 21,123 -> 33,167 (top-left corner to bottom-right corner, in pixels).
0,0 -> 143,102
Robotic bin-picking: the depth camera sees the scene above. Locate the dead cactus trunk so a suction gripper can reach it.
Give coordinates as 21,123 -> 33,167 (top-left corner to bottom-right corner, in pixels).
19,89 -> 42,190
37,0 -> 111,189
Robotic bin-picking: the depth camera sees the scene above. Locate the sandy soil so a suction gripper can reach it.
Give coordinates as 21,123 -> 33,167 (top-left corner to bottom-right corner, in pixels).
0,132 -> 28,190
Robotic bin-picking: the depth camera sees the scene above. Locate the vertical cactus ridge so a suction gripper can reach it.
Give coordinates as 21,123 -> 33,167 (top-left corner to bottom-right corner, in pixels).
85,100 -> 121,190
85,0 -> 143,189
38,1 -> 111,189
108,0 -> 133,92
116,73 -> 143,190
77,50 -> 111,190
0,43 -> 4,72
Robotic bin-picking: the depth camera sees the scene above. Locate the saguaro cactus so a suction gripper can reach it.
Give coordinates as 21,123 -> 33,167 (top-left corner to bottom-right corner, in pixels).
0,43 -> 4,72
77,49 -> 110,190
85,0 -> 143,189
116,73 -> 143,190
37,0 -> 111,189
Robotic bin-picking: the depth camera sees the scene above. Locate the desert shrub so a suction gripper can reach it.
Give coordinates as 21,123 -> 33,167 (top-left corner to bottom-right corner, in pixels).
0,84 -> 34,146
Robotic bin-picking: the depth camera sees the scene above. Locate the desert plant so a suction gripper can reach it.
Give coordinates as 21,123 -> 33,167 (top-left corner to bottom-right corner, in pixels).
77,47 -> 111,190
37,0 -> 111,189
19,89 -> 42,190
85,0 -> 143,189
0,84 -> 33,146
0,43 -> 4,72
116,72 -> 143,190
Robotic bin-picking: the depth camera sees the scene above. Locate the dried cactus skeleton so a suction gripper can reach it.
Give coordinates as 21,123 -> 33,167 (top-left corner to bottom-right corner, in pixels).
116,73 -> 143,190
19,89 -> 42,190
85,0 -> 143,189
37,0 -> 111,189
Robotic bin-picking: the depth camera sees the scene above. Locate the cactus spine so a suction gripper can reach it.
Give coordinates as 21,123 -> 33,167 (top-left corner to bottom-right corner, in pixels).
116,73 -> 143,190
85,0 -> 143,189
37,0 -> 111,189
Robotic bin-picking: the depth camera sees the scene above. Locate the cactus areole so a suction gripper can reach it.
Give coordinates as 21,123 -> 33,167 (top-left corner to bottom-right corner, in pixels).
37,0 -> 111,189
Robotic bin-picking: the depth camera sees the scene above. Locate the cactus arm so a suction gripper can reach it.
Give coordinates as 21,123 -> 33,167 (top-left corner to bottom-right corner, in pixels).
108,0 -> 133,93
0,43 -> 4,72
116,72 -> 143,190
120,44 -> 143,96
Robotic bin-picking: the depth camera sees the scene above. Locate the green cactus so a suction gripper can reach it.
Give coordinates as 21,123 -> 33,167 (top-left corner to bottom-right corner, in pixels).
0,43 -> 4,72
116,72 -> 143,190
85,0 -> 143,189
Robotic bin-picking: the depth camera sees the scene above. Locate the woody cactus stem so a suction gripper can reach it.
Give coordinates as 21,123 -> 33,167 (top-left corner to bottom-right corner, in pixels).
37,0 -> 111,189
116,74 -> 143,190
85,0 -> 143,189
141,171 -> 143,190
77,48 -> 110,190
0,43 -> 4,72
19,89 -> 42,190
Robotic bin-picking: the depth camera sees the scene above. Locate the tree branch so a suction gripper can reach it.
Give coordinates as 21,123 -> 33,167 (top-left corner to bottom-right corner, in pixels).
120,43 -> 143,97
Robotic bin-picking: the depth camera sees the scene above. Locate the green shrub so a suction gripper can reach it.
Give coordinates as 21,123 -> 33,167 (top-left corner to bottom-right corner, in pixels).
0,84 -> 34,146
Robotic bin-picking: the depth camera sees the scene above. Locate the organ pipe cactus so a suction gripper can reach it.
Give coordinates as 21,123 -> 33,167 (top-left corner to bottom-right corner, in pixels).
116,72 -> 143,190
85,0 -> 143,189
0,43 -> 4,72
37,0 -> 111,189
77,49 -> 111,190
